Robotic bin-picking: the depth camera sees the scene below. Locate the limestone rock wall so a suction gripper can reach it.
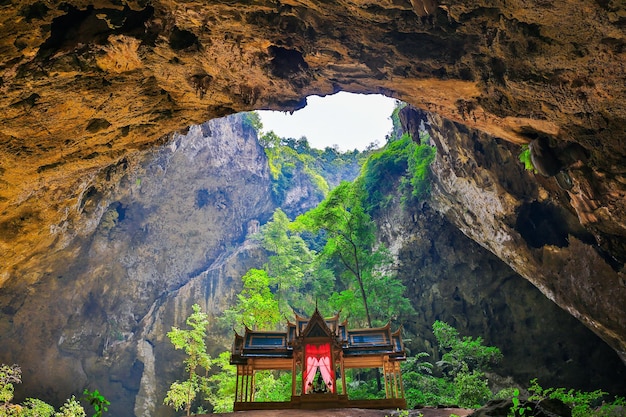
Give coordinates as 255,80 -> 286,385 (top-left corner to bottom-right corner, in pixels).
0,114 -> 276,415
410,107 -> 626,363
378,197 -> 626,394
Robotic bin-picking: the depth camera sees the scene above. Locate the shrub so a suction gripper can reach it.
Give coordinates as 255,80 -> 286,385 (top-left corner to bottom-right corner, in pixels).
453,368 -> 492,408
518,145 -> 536,173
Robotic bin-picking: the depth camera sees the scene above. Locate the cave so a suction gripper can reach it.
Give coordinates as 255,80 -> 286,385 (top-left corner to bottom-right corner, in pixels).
1,1 -> 626,416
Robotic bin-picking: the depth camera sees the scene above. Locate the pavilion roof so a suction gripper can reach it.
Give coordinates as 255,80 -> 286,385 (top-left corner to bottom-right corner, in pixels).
230,309 -> 405,364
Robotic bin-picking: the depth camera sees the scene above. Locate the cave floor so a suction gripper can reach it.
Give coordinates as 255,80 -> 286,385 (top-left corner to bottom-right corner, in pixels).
205,407 -> 473,416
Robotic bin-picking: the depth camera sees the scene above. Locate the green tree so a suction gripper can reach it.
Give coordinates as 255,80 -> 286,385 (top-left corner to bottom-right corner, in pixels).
164,304 -> 211,416
295,181 -> 413,328
432,320 -> 502,376
259,131 -> 281,149
222,269 -> 281,331
242,112 -> 263,133
206,352 -> 236,413
296,181 -> 374,326
260,209 -> 315,314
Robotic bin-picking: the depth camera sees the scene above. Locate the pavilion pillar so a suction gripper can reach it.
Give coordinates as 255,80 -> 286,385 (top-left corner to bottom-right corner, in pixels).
236,364 -> 255,403
340,352 -> 347,395
383,358 -> 404,399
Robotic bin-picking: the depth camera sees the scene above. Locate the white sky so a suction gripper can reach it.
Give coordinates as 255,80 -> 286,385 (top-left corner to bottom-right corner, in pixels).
258,92 -> 397,151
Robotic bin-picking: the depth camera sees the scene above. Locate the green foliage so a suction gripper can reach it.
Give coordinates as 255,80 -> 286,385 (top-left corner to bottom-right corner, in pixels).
242,112 -> 263,133
402,322 -> 504,409
505,379 -> 626,417
261,133 -> 329,203
254,371 -> 293,402
432,320 -> 502,376
82,389 -> 109,417
164,381 -> 194,413
388,101 -> 407,142
206,354 -> 296,412
0,364 -> 20,406
453,367 -> 492,408
402,353 -> 457,409
22,398 -> 55,417
360,133 -> 414,214
518,145 -> 537,173
258,130 -> 364,204
223,268 -> 281,331
1,364 -> 89,417
165,304 -> 211,416
494,387 -> 519,400
345,370 -> 384,400
508,388 -> 531,417
523,378 -> 625,417
206,352 -> 236,413
294,181 -> 414,328
260,209 -> 315,313
54,397 -> 85,417
358,131 -> 436,214
407,137 -> 436,200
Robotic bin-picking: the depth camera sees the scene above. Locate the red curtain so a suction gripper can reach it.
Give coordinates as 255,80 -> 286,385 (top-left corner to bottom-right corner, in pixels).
304,343 -> 335,393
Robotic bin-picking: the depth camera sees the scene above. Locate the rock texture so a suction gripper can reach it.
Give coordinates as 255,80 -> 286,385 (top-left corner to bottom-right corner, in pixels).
0,114 -> 278,415
378,188 -> 626,394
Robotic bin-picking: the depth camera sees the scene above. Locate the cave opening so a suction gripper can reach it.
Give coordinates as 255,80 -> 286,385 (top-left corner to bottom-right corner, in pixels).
257,91 -> 398,152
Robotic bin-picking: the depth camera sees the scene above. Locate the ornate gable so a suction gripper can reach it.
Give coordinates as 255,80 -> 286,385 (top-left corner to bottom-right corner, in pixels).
300,308 -> 336,340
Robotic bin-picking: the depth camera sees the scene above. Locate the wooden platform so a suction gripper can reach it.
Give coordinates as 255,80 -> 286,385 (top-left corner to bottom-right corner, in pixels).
234,395 -> 406,411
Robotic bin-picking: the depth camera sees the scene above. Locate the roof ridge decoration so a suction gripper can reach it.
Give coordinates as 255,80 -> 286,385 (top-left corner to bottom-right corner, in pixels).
300,307 -> 337,340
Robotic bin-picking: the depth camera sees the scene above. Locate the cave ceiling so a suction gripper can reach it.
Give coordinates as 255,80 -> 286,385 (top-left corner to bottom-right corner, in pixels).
1,1 -> 625,360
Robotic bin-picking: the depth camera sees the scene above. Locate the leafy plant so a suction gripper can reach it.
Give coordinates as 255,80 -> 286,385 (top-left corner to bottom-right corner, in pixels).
22,398 -> 56,417
82,389 -> 109,417
0,364 -> 21,407
432,320 -> 502,376
1,364 -> 89,417
526,378 -> 625,417
518,145 -> 537,173
505,379 -> 626,417
407,139 -> 436,200
242,111 -> 263,133
55,396 -> 86,417
221,268 -> 281,331
453,366 -> 492,408
164,304 -> 211,416
508,388 -> 532,417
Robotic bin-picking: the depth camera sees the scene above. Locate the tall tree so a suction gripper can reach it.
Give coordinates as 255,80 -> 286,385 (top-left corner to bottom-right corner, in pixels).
295,182 -> 380,328
164,304 -> 211,416
222,268 -> 281,331
260,209 -> 314,314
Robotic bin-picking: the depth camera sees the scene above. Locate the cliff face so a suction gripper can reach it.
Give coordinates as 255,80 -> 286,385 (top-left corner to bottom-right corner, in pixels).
381,107 -> 626,393
0,0 -> 625,408
0,114 -> 278,415
0,112 -> 348,416
378,191 -> 626,396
